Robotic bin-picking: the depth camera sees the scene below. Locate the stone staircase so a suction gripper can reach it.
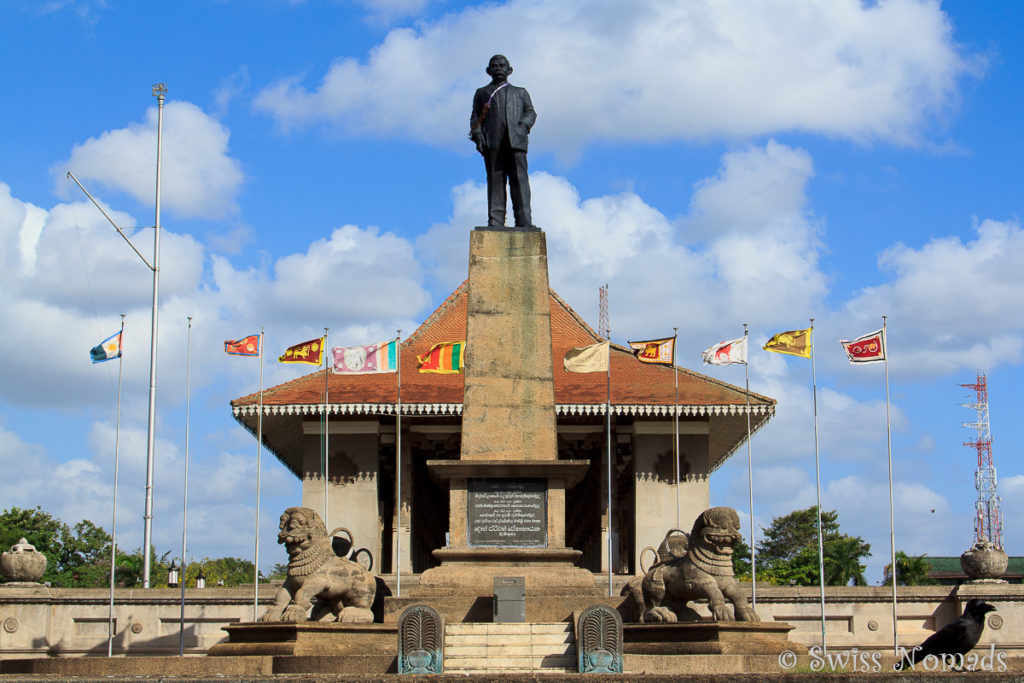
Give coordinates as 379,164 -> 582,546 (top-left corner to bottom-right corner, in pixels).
443,622 -> 576,674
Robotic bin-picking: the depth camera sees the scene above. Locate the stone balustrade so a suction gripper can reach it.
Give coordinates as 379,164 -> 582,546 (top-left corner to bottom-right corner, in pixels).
0,581 -> 1020,658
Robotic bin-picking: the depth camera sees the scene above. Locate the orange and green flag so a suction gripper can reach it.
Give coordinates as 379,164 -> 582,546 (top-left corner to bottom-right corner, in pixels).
763,328 -> 812,358
417,341 -> 465,374
279,336 -> 325,365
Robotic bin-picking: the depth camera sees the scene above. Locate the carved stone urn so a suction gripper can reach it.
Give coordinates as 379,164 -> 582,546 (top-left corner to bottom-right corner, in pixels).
0,538 -> 47,583
960,540 -> 1008,582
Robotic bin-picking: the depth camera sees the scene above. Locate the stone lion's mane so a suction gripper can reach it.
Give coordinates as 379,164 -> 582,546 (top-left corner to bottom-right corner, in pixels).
687,508 -> 737,578
283,507 -> 333,578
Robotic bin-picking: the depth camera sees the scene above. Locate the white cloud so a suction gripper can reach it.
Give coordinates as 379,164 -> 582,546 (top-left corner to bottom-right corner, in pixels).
254,0 -> 978,155
355,0 -> 435,23
0,180 -> 430,418
209,223 -> 430,331
844,219 -> 1024,377
56,101 -> 244,219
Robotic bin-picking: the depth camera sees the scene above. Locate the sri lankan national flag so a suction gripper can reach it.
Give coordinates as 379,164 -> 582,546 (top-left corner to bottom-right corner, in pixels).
628,336 -> 675,366
279,336 -> 325,365
417,341 -> 465,374
763,328 -> 812,358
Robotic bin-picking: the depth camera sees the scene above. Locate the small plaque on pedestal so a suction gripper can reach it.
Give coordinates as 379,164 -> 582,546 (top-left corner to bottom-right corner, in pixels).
467,478 -> 546,547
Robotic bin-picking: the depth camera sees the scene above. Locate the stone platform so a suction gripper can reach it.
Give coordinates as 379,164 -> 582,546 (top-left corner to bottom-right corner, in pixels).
624,621 -> 806,656
207,622 -> 396,659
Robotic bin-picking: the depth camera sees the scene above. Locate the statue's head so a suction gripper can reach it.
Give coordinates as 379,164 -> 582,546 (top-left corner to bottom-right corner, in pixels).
278,506 -> 327,557
486,54 -> 512,83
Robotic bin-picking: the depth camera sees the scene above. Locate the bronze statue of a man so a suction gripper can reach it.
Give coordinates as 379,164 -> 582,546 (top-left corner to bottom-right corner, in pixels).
470,54 -> 536,228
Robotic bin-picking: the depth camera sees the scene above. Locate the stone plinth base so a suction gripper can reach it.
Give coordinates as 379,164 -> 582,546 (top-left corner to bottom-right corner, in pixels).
415,548 -> 599,598
208,622 -> 397,659
624,621 -> 806,656
384,594 -> 624,624
1,653 -> 397,676
0,656 -> 275,677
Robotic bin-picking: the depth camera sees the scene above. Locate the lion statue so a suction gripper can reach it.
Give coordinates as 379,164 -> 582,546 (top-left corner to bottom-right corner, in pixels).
260,507 -> 376,623
622,506 -> 758,623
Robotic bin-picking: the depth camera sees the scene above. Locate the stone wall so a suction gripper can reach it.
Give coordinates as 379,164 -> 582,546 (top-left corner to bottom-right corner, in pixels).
0,584 -> 274,658
741,583 -> 1022,653
1,582 -> 1020,658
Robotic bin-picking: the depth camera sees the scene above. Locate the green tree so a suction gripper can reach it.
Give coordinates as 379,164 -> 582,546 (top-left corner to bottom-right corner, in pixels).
732,536 -> 752,580
757,507 -> 840,565
114,547 -> 171,587
824,535 -> 870,586
882,551 -> 936,586
265,561 -> 289,581
0,507 -> 112,587
755,507 -> 871,586
180,557 -> 257,587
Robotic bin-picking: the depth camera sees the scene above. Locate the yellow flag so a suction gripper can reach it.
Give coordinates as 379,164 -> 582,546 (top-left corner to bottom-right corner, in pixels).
763,328 -> 812,358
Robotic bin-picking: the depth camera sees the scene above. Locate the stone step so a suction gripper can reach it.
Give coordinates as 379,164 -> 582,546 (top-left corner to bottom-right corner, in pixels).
443,622 -> 576,674
446,622 -> 572,634
448,634 -> 577,651
446,643 -> 574,657
445,655 -> 576,671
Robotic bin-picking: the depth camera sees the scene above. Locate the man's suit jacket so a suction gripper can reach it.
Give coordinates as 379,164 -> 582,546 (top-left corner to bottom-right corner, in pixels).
471,83 -> 536,152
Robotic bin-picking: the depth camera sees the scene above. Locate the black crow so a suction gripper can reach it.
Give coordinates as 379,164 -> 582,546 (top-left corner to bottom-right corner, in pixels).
896,598 -> 996,670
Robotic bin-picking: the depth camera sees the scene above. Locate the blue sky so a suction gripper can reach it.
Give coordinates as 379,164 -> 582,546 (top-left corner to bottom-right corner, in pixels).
2,0 -> 1023,583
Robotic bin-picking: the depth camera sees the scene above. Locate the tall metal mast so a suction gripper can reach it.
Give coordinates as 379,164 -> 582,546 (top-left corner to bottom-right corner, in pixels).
67,84 -> 165,589
961,372 -> 1002,548
142,83 -> 166,587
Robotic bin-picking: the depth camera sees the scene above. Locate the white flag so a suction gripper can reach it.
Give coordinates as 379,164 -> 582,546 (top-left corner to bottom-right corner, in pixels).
702,336 -> 747,365
564,341 -> 609,373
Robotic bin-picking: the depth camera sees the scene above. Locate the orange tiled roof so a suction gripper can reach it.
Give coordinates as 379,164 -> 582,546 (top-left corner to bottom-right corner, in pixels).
232,282 -> 773,410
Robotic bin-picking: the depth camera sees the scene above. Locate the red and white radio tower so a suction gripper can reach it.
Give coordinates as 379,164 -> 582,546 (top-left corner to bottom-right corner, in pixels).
961,372 -> 1003,548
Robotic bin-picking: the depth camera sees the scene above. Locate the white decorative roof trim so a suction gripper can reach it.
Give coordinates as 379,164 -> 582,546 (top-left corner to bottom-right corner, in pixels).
232,403 -> 774,418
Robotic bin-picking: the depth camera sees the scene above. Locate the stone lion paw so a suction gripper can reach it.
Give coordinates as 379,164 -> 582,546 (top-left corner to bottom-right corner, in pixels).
339,606 -> 374,623
711,603 -> 733,621
643,607 -> 677,623
735,606 -> 761,622
281,604 -> 308,622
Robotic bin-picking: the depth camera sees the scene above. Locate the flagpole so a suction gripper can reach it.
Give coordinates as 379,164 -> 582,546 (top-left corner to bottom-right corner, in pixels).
107,314 -> 125,657
883,316 -> 898,655
606,305 -> 613,597
253,329 -> 265,621
673,327 -> 680,530
810,318 -> 826,654
323,328 -> 330,527
142,83 -> 166,588
743,323 -> 756,611
179,317 -> 192,656
395,330 -> 402,597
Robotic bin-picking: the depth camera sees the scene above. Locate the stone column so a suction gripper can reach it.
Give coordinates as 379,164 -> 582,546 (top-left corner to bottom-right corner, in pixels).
420,228 -> 594,597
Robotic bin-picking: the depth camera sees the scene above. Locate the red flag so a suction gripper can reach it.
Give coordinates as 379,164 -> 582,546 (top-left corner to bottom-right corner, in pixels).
628,336 -> 675,366
225,334 -> 260,357
839,329 -> 885,363
279,337 -> 325,365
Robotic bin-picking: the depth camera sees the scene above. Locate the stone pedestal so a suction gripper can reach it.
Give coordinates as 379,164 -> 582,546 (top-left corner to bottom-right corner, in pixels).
623,622 -> 806,656
418,228 -> 596,597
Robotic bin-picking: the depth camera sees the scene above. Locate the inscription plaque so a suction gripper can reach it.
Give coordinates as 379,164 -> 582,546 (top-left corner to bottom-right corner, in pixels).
467,478 -> 547,547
